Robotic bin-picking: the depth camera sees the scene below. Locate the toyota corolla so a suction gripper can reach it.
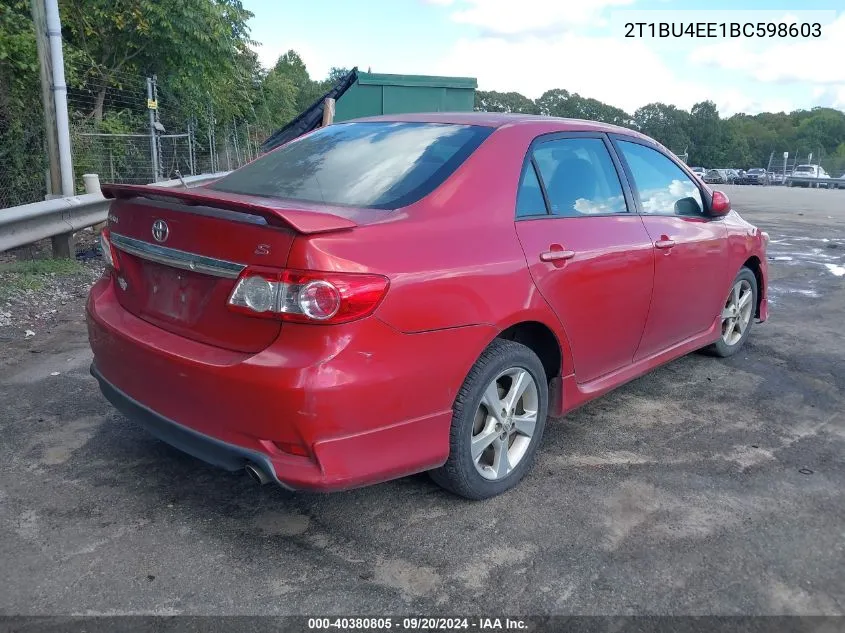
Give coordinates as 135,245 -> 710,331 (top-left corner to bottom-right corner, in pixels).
88,113 -> 768,499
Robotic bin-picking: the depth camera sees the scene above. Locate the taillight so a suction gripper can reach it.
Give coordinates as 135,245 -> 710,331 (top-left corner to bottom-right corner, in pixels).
100,228 -> 120,272
227,269 -> 389,324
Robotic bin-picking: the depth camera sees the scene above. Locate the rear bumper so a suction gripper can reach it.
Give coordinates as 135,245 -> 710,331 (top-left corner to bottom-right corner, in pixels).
91,364 -> 292,488
87,276 -> 496,492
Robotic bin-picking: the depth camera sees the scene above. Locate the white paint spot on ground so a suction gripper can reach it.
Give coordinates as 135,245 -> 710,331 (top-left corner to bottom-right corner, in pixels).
6,347 -> 93,384
601,481 -> 661,550
553,451 -> 652,468
788,236 -> 830,243
824,263 -> 845,277
454,544 -> 536,590
773,256 -> 793,261
35,415 -> 102,465
373,558 -> 440,598
769,286 -> 820,298
766,579 -> 841,614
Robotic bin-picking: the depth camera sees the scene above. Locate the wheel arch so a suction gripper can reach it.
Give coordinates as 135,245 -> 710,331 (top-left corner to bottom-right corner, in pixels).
741,256 -> 764,318
496,320 -> 563,383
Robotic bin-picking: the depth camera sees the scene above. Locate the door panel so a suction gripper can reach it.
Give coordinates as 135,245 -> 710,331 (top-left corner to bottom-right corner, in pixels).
516,217 -> 655,383
635,215 -> 727,358
612,139 -> 729,359
513,135 -> 654,384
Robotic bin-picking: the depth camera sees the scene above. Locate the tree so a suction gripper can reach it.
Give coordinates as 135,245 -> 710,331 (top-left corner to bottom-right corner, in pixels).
475,90 -> 538,114
633,103 -> 690,155
58,0 -> 255,122
326,67 -> 351,85
794,108 -> 845,157
0,0 -> 47,206
535,88 -> 630,125
687,101 -> 725,166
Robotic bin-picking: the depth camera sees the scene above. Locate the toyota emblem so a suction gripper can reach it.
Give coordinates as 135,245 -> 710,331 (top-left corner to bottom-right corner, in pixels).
152,219 -> 169,243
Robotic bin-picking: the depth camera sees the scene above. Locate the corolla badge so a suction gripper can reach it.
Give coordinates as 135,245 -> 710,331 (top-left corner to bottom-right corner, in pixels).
152,219 -> 169,243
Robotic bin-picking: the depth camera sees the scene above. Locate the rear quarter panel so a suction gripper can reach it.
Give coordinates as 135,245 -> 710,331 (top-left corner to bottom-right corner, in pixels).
284,122 -> 576,371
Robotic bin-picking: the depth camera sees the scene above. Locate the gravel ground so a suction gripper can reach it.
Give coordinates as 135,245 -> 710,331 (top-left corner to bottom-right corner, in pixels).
0,230 -> 103,339
0,186 -> 843,617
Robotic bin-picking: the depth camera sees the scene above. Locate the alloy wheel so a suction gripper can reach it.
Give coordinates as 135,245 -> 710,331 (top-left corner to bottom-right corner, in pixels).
470,367 -> 539,481
721,279 -> 753,346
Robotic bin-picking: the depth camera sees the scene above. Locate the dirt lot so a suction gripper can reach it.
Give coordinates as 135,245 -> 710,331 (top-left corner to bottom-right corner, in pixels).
0,185 -> 843,616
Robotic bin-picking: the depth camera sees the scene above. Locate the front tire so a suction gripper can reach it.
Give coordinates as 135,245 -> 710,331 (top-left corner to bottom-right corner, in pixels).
429,339 -> 548,500
708,267 -> 757,358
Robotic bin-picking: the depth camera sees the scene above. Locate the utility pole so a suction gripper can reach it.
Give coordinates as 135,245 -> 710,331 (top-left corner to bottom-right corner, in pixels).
187,121 -> 195,175
30,0 -> 60,198
45,0 -> 73,196
147,77 -> 159,182
34,0 -> 75,257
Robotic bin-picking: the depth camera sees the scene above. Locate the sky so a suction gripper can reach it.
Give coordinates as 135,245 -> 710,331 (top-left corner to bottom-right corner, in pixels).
244,0 -> 845,117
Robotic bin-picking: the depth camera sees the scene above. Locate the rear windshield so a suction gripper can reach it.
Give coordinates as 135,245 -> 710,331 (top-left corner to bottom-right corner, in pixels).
210,122 -> 493,209
749,168 -> 765,173
794,165 -> 813,172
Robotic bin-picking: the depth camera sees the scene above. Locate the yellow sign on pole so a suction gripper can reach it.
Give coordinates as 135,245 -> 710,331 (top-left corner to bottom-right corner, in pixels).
147,99 -> 158,110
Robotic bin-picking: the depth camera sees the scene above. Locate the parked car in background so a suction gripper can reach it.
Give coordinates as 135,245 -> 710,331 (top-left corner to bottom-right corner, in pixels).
690,166 -> 706,179
745,168 -> 770,185
788,164 -> 830,187
725,169 -> 742,184
704,168 -> 727,184
770,170 -> 790,185
87,113 -> 768,499
733,169 -> 748,184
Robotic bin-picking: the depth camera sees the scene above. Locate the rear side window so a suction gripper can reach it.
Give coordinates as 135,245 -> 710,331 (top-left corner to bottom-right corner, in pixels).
515,163 -> 547,217
521,138 -> 627,217
210,122 -> 492,209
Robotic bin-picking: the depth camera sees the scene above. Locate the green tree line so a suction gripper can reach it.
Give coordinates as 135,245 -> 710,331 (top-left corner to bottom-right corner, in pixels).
3,0 -> 845,208
0,0 -> 345,204
476,89 -> 845,172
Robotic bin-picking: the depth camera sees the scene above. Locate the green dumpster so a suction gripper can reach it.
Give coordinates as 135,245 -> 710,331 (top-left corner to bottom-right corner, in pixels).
334,72 -> 477,122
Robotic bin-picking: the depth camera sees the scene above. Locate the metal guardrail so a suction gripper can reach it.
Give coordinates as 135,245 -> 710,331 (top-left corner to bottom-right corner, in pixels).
785,176 -> 845,189
0,171 -> 230,253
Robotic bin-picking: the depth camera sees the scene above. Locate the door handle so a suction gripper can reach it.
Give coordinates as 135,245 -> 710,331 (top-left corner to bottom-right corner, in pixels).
540,249 -> 575,262
655,238 -> 675,249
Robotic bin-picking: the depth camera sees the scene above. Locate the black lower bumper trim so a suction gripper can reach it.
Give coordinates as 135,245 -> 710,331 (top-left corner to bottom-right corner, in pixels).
90,364 -> 291,489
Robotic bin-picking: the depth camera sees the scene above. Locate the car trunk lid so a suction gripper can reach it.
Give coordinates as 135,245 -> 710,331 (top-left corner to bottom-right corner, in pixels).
102,184 -> 358,353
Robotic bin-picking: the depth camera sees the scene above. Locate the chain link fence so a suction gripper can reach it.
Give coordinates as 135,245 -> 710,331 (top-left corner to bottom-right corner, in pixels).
2,47 -> 273,209
0,47 -> 48,209
766,151 -> 845,182
66,64 -> 270,187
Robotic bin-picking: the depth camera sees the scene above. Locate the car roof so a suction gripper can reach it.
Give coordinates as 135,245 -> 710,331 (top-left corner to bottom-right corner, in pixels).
347,111 -> 649,138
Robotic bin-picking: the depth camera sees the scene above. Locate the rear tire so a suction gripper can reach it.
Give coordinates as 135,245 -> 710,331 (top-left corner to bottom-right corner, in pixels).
707,267 -> 757,358
429,339 -> 548,500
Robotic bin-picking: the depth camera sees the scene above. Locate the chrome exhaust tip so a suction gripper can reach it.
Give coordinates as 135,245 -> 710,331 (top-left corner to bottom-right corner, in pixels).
244,463 -> 271,485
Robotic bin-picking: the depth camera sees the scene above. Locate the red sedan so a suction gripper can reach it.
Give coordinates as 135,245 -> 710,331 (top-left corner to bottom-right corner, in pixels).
88,113 -> 768,499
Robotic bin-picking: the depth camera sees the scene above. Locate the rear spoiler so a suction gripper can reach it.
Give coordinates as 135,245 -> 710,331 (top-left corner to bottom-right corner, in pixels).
101,184 -> 358,235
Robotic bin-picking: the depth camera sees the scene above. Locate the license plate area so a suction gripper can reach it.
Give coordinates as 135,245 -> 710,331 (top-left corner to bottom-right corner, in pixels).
141,261 -> 217,325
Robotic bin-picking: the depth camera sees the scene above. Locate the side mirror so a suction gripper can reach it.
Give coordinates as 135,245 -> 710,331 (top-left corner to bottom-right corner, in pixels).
710,190 -> 731,216
674,196 -> 702,216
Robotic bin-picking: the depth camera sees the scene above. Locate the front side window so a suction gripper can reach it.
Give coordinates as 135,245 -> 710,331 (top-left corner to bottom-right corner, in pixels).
211,122 -> 493,209
528,138 -> 627,217
617,140 -> 704,216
